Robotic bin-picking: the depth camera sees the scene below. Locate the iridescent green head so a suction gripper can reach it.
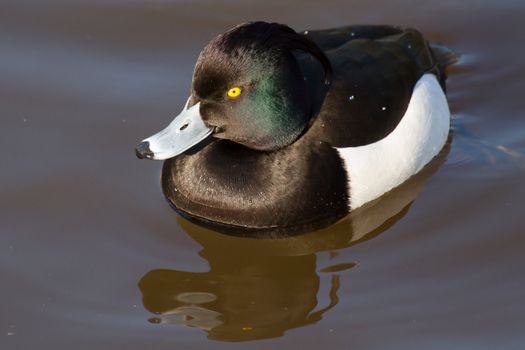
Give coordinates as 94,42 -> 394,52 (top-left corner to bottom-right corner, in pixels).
190,22 -> 332,151
136,22 -> 331,160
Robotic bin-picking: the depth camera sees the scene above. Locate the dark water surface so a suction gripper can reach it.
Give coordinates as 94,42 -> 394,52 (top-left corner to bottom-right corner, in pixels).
2,0 -> 525,349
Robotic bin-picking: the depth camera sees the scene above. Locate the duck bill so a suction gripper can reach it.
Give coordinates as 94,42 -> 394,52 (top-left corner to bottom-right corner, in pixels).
135,101 -> 213,160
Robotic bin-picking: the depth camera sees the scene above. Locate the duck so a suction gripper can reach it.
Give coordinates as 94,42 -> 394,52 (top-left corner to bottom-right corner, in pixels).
135,21 -> 455,234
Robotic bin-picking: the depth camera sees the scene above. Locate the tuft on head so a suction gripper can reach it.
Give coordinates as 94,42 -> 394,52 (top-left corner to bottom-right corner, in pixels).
193,22 -> 332,97
218,22 -> 332,83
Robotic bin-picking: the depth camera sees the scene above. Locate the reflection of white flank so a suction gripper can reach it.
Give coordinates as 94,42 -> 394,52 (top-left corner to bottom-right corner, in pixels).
158,291 -> 222,330
337,74 -> 450,209
176,292 -> 217,304
159,305 -> 223,331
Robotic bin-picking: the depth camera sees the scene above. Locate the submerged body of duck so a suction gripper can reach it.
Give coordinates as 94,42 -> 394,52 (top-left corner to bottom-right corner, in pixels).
136,22 -> 455,234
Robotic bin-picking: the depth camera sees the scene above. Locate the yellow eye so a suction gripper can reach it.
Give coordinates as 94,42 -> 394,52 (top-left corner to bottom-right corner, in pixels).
227,87 -> 242,98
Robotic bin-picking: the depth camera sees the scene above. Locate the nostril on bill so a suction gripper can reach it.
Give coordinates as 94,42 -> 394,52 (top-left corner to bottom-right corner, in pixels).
135,141 -> 154,159
179,122 -> 189,131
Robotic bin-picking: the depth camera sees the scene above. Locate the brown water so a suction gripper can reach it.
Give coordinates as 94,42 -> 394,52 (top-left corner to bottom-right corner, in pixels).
2,0 -> 525,348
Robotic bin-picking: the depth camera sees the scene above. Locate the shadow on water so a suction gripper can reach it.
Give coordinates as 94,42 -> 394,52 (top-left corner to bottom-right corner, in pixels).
138,142 -> 450,342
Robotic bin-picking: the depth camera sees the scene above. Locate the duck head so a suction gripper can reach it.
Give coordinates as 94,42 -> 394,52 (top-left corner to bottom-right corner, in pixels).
136,21 -> 331,160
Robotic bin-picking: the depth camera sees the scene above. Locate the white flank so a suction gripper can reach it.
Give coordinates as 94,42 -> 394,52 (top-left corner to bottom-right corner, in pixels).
336,74 -> 450,209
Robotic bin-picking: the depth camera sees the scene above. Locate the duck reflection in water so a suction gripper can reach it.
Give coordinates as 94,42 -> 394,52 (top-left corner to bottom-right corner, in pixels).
138,143 -> 449,342
141,244 -> 341,341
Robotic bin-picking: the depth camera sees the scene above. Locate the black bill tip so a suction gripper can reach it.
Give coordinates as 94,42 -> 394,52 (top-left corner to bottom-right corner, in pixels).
135,141 -> 154,159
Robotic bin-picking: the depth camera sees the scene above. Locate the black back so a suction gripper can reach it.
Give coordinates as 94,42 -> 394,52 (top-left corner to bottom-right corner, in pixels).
305,26 -> 441,146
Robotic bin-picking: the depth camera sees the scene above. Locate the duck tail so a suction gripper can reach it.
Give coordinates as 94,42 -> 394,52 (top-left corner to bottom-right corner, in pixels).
430,42 -> 459,71
429,43 -> 459,91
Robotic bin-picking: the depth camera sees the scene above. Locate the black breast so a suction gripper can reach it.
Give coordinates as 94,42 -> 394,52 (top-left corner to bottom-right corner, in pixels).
162,138 -> 349,235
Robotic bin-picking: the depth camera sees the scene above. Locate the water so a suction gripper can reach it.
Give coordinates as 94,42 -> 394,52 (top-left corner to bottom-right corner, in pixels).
2,0 -> 525,348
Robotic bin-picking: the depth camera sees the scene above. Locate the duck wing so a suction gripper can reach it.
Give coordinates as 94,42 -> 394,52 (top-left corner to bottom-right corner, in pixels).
305,25 -> 404,51
305,27 -> 448,147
